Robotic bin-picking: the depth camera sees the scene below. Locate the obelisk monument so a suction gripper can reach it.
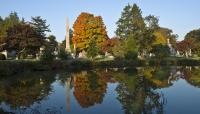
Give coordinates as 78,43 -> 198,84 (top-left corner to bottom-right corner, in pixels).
65,17 -> 71,52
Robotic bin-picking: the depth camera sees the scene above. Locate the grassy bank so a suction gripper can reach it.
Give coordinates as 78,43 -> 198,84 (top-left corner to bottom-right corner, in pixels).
1,57 -> 200,77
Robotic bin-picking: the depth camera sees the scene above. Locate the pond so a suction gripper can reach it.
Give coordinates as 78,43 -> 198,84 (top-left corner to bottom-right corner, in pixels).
1,66 -> 200,114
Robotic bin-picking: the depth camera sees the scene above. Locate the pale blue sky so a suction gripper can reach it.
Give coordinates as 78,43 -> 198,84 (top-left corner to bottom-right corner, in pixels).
0,0 -> 200,42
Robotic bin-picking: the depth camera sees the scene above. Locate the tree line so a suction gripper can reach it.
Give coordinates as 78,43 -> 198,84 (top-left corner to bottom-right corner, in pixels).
0,12 -> 57,59
0,3 -> 199,61
71,4 -> 178,60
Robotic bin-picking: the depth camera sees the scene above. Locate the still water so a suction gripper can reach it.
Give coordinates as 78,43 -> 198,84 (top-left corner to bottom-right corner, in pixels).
1,66 -> 200,114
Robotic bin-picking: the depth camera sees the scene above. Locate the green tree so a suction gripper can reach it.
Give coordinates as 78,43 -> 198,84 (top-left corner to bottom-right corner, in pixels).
184,29 -> 200,56
31,16 -> 50,39
155,27 -> 177,48
58,48 -> 69,60
116,4 -> 157,58
0,12 -> 20,39
46,35 -> 58,52
0,16 -> 3,27
123,34 -> 138,60
40,47 -> 55,62
185,28 -> 200,41
116,4 -> 145,40
112,41 -> 125,58
152,44 -> 170,59
145,15 -> 159,31
87,38 -> 99,59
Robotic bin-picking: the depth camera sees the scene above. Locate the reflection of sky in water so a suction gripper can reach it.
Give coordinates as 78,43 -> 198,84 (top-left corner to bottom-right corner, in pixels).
158,79 -> 200,114
1,67 -> 200,114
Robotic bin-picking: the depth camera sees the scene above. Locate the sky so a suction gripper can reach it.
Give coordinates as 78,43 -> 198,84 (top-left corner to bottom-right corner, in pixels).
0,0 -> 200,42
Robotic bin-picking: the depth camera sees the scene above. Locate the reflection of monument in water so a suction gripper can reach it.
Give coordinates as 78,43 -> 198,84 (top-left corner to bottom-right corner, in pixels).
66,77 -> 71,112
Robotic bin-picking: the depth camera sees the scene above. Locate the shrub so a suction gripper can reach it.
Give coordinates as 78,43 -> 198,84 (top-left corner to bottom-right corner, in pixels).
58,48 -> 69,60
152,44 -> 170,59
40,48 -> 55,62
0,54 -> 6,60
70,59 -> 92,70
124,51 -> 137,60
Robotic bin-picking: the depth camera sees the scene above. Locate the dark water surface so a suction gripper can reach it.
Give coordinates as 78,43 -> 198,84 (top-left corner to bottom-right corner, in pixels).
1,66 -> 200,114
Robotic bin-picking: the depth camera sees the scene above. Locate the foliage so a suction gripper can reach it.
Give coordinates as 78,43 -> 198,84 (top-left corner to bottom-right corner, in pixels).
152,44 -> 170,59
185,28 -> 200,41
40,47 -> 55,62
112,41 -> 125,58
87,38 -> 99,59
0,12 -> 20,40
1,23 -> 43,58
0,53 -> 6,60
115,4 -> 158,58
115,68 -> 166,114
145,15 -> 159,31
101,37 -> 121,54
0,71 -> 55,108
176,38 -> 196,55
72,12 -> 108,52
123,34 -> 138,60
155,27 -> 177,47
185,28 -> 200,56
30,16 -> 50,38
73,71 -> 106,108
116,4 -> 145,40
46,35 -> 58,52
58,48 -> 69,60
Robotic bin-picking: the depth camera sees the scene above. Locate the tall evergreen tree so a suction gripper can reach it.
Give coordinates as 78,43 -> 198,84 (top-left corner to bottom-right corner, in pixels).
0,12 -> 20,39
30,16 -> 50,39
145,15 -> 159,31
116,4 -> 145,40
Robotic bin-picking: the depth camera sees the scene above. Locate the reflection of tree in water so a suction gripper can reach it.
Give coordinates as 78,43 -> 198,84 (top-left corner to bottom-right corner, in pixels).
0,72 -> 55,110
183,67 -> 200,87
73,71 -> 107,108
140,67 -> 173,88
115,67 -> 169,114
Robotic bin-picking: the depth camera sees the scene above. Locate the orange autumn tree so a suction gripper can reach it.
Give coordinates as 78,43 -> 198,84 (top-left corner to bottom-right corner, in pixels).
72,12 -> 108,53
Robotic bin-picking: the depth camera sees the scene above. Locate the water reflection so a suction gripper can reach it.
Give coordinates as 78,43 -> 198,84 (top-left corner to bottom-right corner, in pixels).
1,66 -> 200,114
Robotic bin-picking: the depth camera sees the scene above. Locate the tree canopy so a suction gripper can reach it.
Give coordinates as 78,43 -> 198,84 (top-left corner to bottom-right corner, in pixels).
116,4 -> 145,40
1,23 -> 43,58
30,16 -> 50,39
72,12 -> 108,52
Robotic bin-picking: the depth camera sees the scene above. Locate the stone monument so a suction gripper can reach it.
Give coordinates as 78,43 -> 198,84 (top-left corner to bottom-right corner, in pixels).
65,18 -> 71,52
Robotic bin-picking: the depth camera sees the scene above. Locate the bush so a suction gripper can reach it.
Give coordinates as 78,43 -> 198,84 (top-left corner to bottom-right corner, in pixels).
40,48 -> 55,62
124,51 -> 137,60
58,48 -> 69,60
152,44 -> 170,59
177,58 -> 200,66
70,59 -> 92,70
0,54 -> 6,60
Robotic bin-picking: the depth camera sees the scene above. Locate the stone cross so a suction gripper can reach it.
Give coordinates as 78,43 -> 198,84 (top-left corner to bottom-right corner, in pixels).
65,17 -> 71,52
